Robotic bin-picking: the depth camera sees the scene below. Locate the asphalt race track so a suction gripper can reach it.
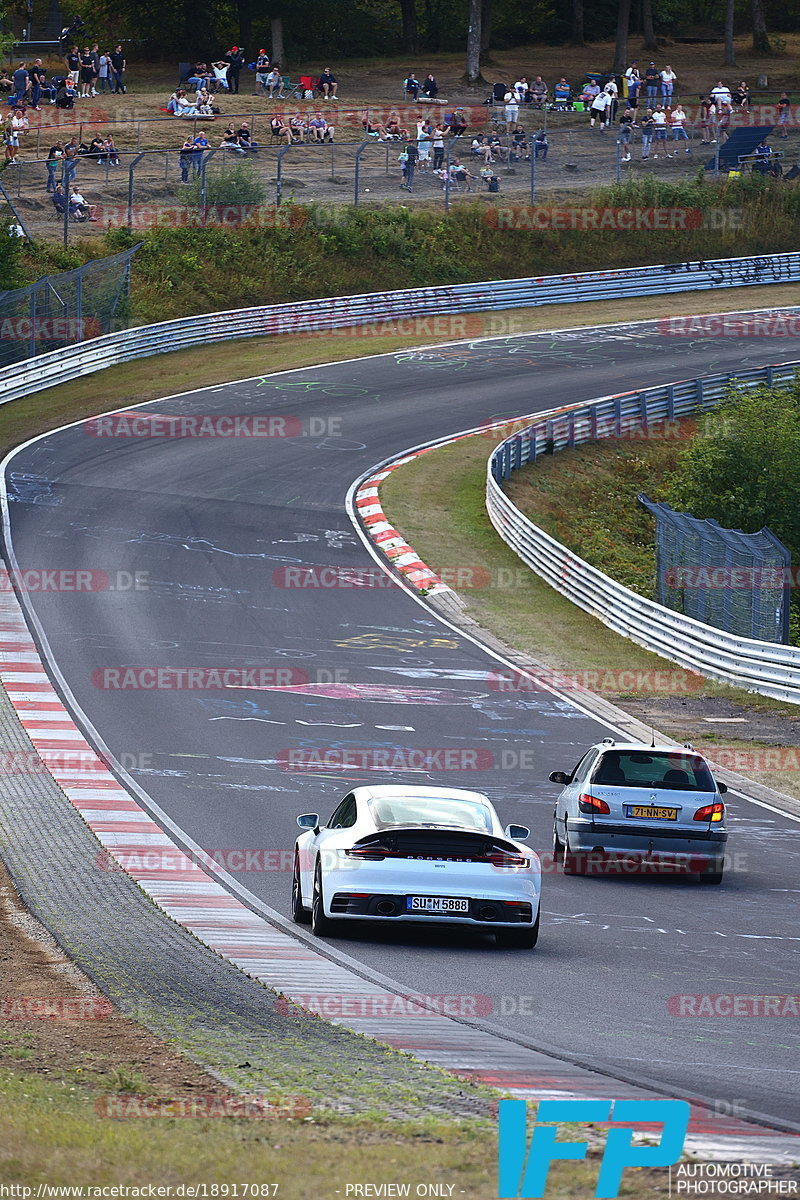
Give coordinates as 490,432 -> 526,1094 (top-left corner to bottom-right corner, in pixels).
3,320 -> 799,1130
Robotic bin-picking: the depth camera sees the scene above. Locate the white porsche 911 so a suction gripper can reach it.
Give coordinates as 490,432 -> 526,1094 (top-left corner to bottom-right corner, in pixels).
291,785 -> 541,948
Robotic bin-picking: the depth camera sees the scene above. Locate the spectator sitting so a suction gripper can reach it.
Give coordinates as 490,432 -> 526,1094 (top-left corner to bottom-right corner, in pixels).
552,78 -> 571,108
69,187 -> 97,220
534,129 -> 548,160
514,77 -> 529,103
732,80 -> 750,109
210,61 -> 230,92
318,67 -> 338,99
289,113 -> 308,141
444,107 -> 467,136
511,127 -> 530,160
471,136 -> 495,164
195,87 -> 216,115
308,111 -> 333,142
170,89 -> 197,116
186,62 -> 211,90
264,67 -> 283,98
385,115 -> 409,139
530,76 -> 548,108
487,133 -> 509,161
710,80 -> 731,106
449,158 -> 475,191
0,70 -> 12,93
236,120 -> 259,150
52,182 -> 68,214
752,138 -> 781,175
87,134 -> 105,161
103,133 -> 120,165
220,124 -> 245,152
362,111 -> 388,138
270,114 -> 293,143
404,72 -> 421,100
55,78 -> 77,108
421,73 -> 438,98
581,80 -> 600,105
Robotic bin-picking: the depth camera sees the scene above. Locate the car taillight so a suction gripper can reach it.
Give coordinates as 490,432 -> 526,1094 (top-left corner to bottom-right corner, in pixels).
578,793 -> 610,814
488,850 -> 530,869
344,844 -> 391,861
694,802 -> 725,823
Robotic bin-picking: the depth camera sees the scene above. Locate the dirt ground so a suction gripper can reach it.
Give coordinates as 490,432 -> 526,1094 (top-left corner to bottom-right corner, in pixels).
0,857 -> 231,1098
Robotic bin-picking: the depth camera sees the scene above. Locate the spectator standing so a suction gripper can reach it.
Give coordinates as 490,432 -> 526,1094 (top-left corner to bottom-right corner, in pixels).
644,62 -> 659,103
417,120 -> 431,169
670,103 -> 690,151
179,134 -> 195,182
716,99 -> 732,144
97,51 -> 111,93
255,50 -> 270,95
660,64 -> 677,102
110,45 -> 126,94
401,139 -> 418,191
90,45 -> 100,94
12,62 -> 29,105
46,141 -> 63,191
651,104 -> 667,157
65,46 -> 80,85
640,108 -> 655,159
624,62 -> 640,105
225,47 -> 245,94
319,67 -> 338,100
432,124 -> 445,170
589,87 -> 611,129
777,93 -> 790,138
29,60 -> 46,109
79,47 -> 95,97
504,89 -> 519,127
699,96 -> 716,143
618,106 -> 635,161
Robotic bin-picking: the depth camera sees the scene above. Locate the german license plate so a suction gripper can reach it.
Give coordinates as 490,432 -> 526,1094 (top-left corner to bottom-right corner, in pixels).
406,895 -> 469,913
626,805 -> 678,820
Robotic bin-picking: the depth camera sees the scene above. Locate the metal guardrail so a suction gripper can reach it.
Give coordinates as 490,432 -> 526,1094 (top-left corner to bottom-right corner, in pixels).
2,251 -> 800,408
486,362 -> 800,704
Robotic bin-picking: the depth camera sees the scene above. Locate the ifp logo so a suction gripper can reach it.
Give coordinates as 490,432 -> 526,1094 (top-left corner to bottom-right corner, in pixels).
498,1098 -> 690,1198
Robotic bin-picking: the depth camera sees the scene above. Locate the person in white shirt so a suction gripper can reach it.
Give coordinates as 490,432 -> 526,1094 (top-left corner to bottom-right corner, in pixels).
710,80 -> 731,105
514,77 -> 529,103
589,88 -> 611,128
660,65 -> 677,102
650,105 -> 667,157
624,62 -> 641,104
504,91 -> 519,125
670,103 -> 690,152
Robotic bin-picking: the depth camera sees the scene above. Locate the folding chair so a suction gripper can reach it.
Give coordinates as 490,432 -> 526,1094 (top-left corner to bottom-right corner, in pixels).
298,75 -> 315,99
284,76 -> 304,100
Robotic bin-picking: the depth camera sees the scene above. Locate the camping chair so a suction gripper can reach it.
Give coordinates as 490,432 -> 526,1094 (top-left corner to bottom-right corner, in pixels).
298,75 -> 315,99
284,75 -> 304,100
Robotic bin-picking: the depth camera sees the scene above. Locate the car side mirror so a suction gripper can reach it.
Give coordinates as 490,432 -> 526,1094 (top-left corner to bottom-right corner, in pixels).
714,780 -> 728,795
505,823 -> 530,841
549,770 -> 570,785
297,813 -> 320,831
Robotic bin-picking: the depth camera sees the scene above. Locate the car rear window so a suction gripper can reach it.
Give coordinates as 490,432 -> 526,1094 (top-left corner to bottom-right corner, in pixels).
592,750 -> 716,791
369,796 -> 493,832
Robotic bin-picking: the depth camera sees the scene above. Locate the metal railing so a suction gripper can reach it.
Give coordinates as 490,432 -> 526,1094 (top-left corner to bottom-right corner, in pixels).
2,251 -> 800,407
486,361 -> 800,703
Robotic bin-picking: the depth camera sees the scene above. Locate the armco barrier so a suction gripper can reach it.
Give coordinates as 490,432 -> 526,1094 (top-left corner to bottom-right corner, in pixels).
486,362 -> 800,704
2,251 -> 800,405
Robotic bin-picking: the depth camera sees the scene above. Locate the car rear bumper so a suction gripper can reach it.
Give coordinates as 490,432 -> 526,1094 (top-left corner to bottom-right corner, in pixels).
566,816 -> 727,858
328,891 -> 536,925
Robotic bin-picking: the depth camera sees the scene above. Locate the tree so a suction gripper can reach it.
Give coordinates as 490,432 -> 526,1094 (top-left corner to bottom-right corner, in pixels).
480,0 -> 493,61
271,13 -> 286,67
613,0 -> 631,74
398,0 -> 418,55
751,0 -> 771,54
465,0 -> 483,85
724,0 -> 736,66
571,0 -> 584,45
641,0 -> 657,53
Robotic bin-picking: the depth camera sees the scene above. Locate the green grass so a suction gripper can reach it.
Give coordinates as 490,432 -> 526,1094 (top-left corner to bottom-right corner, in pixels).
0,1069 -> 674,1197
17,175 -> 800,325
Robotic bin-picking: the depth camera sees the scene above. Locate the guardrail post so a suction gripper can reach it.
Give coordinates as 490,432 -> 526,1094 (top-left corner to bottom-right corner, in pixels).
530,144 -> 536,205
444,140 -> 452,213
666,384 -> 675,422
354,139 -> 371,208
568,410 -> 575,447
614,396 -> 622,437
127,151 -> 145,232
696,378 -> 705,408
766,367 -> 774,386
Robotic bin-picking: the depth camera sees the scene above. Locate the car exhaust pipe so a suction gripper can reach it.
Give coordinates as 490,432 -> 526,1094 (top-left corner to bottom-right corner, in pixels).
376,900 -> 396,916
478,904 -> 498,921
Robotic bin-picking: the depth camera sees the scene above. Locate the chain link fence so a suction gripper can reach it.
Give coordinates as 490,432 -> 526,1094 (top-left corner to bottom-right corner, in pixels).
639,494 -> 791,643
0,244 -> 140,366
